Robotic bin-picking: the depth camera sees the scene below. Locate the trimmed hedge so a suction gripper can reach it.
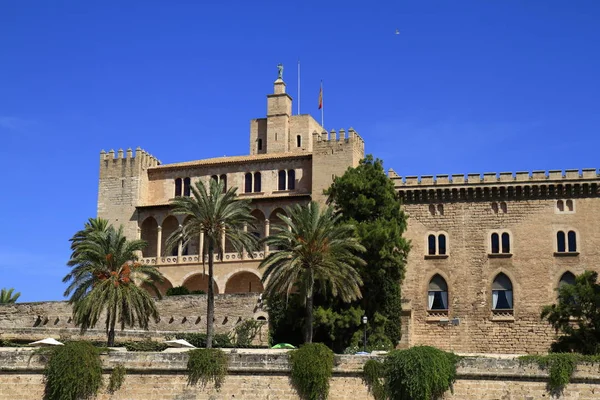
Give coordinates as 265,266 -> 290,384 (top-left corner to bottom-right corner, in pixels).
290,343 -> 335,400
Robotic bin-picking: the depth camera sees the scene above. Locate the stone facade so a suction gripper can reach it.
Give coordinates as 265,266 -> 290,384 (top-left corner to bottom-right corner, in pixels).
392,170 -> 600,354
97,74 -> 365,298
1,350 -> 599,399
0,294 -> 268,345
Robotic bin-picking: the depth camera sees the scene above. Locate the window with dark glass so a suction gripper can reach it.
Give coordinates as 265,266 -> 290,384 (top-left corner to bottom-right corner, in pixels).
492,273 -> 513,310
428,274 -> 448,310
278,170 -> 286,191
254,172 -> 261,192
287,170 -> 296,190
244,173 -> 252,193
174,178 -> 182,197
183,177 -> 191,197
568,231 -> 577,252
491,233 -> 500,254
428,235 -> 436,255
297,135 -> 302,147
557,231 -> 566,252
501,232 -> 510,253
438,234 -> 447,255
559,271 -> 576,288
257,138 -> 263,151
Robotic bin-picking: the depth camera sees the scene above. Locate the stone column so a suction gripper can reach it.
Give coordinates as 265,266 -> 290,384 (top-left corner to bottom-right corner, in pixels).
199,230 -> 204,262
242,223 -> 248,260
264,219 -> 270,253
156,226 -> 162,264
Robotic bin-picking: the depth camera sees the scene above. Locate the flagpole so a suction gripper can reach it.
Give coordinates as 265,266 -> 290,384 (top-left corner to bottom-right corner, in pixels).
321,80 -> 324,128
297,59 -> 301,115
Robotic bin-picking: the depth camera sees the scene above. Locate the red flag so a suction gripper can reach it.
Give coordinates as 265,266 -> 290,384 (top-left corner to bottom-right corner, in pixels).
318,83 -> 323,110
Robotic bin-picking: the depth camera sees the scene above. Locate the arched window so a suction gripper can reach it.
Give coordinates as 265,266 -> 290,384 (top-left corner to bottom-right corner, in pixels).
278,170 -> 286,191
183,177 -> 191,197
428,275 -> 448,310
566,200 -> 574,212
429,204 -> 436,216
297,135 -> 302,147
428,234 -> 436,255
211,175 -> 218,184
254,172 -> 262,192
557,231 -> 566,252
492,273 -> 513,310
244,173 -> 252,193
257,138 -> 263,151
500,202 -> 507,214
491,233 -> 500,254
491,202 -> 499,214
559,271 -> 576,288
220,174 -> 227,192
437,204 -> 444,215
556,200 -> 564,212
438,234 -> 447,255
287,170 -> 296,190
174,178 -> 182,197
568,231 -> 577,252
501,232 -> 510,253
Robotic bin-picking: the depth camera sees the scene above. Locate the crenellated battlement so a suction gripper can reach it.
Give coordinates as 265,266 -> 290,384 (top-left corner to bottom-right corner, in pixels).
391,168 -> 600,187
312,127 -> 364,145
100,147 -> 161,168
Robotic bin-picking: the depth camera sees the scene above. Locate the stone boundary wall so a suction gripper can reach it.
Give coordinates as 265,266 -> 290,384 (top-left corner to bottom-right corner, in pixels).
1,350 -> 599,399
0,294 -> 267,345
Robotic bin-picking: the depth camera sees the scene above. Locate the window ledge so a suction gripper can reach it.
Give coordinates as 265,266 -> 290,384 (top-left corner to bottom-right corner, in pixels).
491,309 -> 514,322
239,192 -> 265,196
424,254 -> 449,260
426,310 -> 449,322
554,252 -> 579,257
273,189 -> 295,193
488,253 -> 512,258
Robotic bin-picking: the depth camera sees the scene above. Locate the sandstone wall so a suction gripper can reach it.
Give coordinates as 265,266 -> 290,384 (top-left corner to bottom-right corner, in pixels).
1,350 -> 599,399
0,294 -> 267,345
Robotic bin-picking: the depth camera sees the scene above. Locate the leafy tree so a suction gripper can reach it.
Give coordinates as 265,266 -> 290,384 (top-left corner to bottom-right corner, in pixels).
165,179 -> 258,348
541,270 -> 600,354
0,288 -> 20,304
324,155 -> 410,348
260,201 -> 365,343
63,225 -> 163,347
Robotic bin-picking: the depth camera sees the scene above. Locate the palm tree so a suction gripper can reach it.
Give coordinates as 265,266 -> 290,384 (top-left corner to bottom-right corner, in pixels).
69,217 -> 110,256
165,179 -> 258,348
0,288 -> 20,304
63,225 -> 164,347
259,201 -> 366,343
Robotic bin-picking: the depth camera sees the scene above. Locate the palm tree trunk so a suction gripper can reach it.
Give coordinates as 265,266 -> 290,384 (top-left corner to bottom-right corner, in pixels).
107,306 -> 117,347
305,292 -> 314,343
206,244 -> 215,348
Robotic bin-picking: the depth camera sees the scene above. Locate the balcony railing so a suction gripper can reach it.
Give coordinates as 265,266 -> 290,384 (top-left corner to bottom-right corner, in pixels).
141,251 -> 266,265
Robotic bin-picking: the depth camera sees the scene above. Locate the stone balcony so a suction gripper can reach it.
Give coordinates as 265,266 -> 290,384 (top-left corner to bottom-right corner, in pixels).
140,251 -> 266,266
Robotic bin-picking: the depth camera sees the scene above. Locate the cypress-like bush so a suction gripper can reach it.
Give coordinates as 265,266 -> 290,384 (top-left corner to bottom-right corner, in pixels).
384,346 -> 458,400
41,341 -> 103,400
289,343 -> 335,400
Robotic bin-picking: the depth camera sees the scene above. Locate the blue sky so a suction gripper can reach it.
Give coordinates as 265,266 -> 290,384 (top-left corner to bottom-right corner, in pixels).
1,1 -> 599,301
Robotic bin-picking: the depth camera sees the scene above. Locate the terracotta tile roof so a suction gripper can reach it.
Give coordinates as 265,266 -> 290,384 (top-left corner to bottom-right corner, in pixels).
151,152 -> 312,170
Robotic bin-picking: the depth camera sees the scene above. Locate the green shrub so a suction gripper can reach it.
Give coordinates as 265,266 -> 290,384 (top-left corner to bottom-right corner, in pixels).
186,348 -> 228,389
519,353 -> 600,394
108,364 -> 126,394
166,286 -> 190,296
232,319 -> 265,347
169,333 -> 232,348
289,343 -> 335,400
190,290 -> 206,295
122,340 -> 168,352
41,341 -> 103,400
362,359 -> 386,400
384,346 -> 458,400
